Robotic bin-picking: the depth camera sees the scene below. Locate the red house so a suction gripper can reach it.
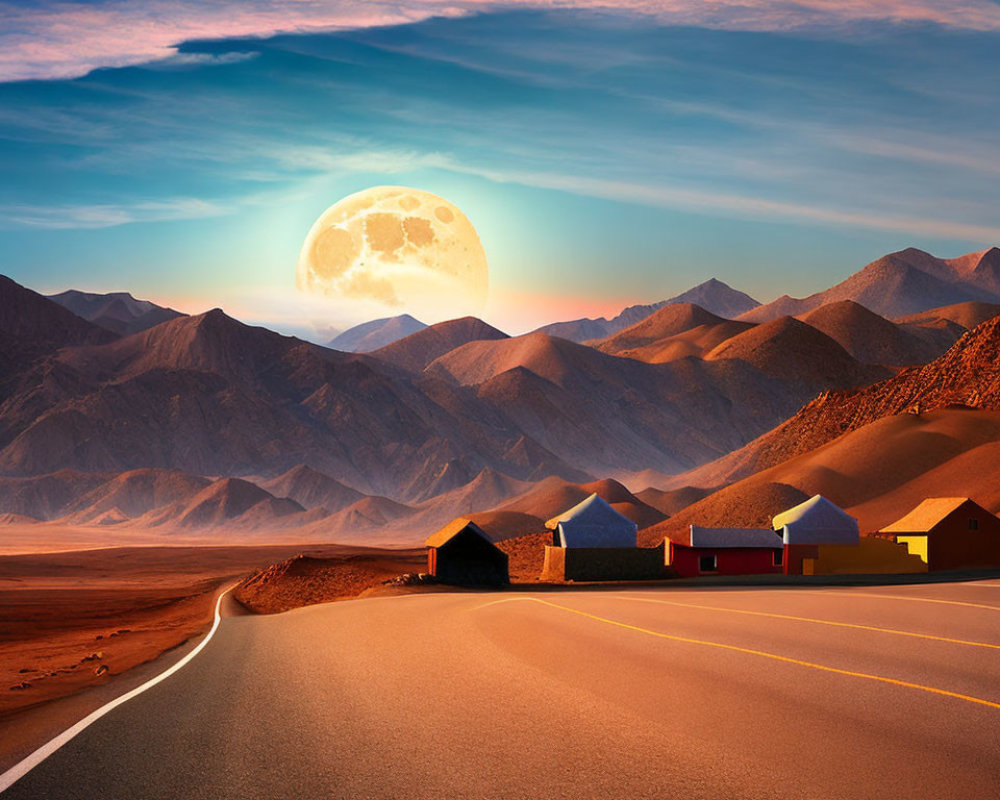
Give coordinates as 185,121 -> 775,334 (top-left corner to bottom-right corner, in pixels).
665,526 -> 785,578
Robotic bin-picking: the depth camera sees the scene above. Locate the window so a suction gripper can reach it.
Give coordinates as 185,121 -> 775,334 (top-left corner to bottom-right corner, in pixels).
969,518 -> 979,531
699,555 -> 717,572
773,549 -> 784,567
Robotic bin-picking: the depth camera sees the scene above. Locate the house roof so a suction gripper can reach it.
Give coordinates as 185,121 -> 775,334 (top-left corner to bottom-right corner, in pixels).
880,498 -> 974,534
772,494 -> 859,545
544,493 -> 633,530
545,493 -> 637,548
425,517 -> 491,548
689,526 -> 784,549
772,495 -> 855,530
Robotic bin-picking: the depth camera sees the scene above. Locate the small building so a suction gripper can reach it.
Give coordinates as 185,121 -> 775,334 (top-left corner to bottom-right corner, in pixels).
540,493 -> 662,581
425,518 -> 509,586
879,498 -> 1000,572
665,526 -> 785,578
545,493 -> 637,548
541,541 -> 665,582
772,495 -> 859,575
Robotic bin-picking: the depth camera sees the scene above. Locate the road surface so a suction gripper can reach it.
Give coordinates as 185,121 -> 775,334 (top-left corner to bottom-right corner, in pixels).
5,581 -> 1000,799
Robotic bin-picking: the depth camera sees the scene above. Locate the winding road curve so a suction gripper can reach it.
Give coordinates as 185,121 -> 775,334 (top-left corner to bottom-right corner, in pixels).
4,582 -> 1000,799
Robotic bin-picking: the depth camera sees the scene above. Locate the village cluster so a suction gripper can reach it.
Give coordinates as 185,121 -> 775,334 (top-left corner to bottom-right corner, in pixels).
426,494 -> 1000,585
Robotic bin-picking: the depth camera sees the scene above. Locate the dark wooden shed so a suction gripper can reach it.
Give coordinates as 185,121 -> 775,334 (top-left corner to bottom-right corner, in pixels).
426,519 -> 509,586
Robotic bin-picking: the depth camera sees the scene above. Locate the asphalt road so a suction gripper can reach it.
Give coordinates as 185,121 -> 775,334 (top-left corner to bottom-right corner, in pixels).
5,581 -> 1000,799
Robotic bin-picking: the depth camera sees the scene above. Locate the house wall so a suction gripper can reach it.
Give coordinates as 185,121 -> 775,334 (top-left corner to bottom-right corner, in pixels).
783,544 -> 819,575
896,535 -> 928,564
926,506 -> 1000,571
430,530 -> 509,585
541,543 -> 665,582
667,544 -> 783,578
802,538 -> 926,575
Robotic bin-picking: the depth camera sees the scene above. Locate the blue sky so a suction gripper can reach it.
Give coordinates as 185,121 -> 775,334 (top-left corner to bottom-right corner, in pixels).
1,2 -> 999,336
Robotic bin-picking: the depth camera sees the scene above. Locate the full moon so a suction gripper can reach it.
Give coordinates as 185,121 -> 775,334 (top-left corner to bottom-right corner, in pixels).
297,186 -> 489,319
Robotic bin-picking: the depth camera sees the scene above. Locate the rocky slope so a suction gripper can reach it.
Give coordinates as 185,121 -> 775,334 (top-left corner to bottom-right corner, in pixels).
676,314 -> 1000,489
643,408 -> 1000,545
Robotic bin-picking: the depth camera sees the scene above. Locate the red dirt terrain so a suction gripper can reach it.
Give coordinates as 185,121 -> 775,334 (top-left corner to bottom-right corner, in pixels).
677,314 -> 1000,490
0,544 -> 400,719
234,549 -> 425,614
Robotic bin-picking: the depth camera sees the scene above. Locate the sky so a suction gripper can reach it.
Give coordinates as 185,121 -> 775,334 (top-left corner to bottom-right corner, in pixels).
1,1 -> 999,338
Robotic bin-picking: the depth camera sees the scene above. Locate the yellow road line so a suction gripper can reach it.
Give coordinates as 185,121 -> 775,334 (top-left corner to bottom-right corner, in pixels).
478,596 -> 1000,711
791,589 -> 1000,613
618,595 -> 1000,650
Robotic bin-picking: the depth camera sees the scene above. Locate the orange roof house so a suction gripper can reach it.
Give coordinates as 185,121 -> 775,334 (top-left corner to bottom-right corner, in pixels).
880,498 -> 1000,571
426,518 -> 509,586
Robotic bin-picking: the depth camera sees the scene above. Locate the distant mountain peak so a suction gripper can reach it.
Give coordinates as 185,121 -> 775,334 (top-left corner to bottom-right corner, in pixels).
372,315 -> 509,372
48,287 -> 184,336
663,278 -> 760,319
328,314 -> 427,352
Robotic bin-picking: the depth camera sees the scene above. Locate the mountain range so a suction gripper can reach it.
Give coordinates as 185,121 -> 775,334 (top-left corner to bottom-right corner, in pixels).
48,289 -> 184,336
533,278 -> 760,343
740,247 -> 1000,322
327,314 -> 427,352
2,245 -> 999,543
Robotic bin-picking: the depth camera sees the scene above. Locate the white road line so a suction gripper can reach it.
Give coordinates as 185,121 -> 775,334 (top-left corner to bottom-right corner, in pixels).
0,587 -> 232,794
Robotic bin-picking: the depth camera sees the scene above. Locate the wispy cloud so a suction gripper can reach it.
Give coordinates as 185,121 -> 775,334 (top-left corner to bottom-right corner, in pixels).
454,163 -> 1000,243
0,198 -> 229,229
4,0 -> 1000,82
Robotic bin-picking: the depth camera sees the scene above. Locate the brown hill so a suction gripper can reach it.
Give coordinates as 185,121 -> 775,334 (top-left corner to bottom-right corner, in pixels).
256,465 -> 364,512
635,485 -> 714,517
741,248 -> 998,323
895,300 -> 1000,332
643,408 -> 1000,545
704,316 -> 883,389
0,276 -> 117,395
534,279 -> 759,343
47,290 -> 184,336
465,510 -> 546,541
324,495 -> 415,531
153,478 -> 305,530
591,303 -> 727,351
63,468 -> 211,523
615,320 -> 753,364
676,315 -> 1000,489
234,550 -> 424,614
0,303 -> 584,499
590,303 -> 754,364
499,477 -> 666,530
0,276 -> 116,351
798,301 -> 942,366
407,467 -> 534,529
372,316 -> 508,372
437,330 -> 864,476
0,470 -> 111,520
953,247 -> 1000,296
60,308 -> 303,384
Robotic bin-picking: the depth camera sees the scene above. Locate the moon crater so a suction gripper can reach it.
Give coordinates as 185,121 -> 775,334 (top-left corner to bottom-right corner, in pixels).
298,186 -> 488,317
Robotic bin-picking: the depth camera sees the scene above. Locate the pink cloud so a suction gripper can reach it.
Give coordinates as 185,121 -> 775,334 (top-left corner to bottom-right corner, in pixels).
3,0 -> 1000,82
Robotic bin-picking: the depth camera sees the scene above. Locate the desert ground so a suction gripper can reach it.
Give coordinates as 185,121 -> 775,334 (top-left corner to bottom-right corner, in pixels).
3,579 -> 999,799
